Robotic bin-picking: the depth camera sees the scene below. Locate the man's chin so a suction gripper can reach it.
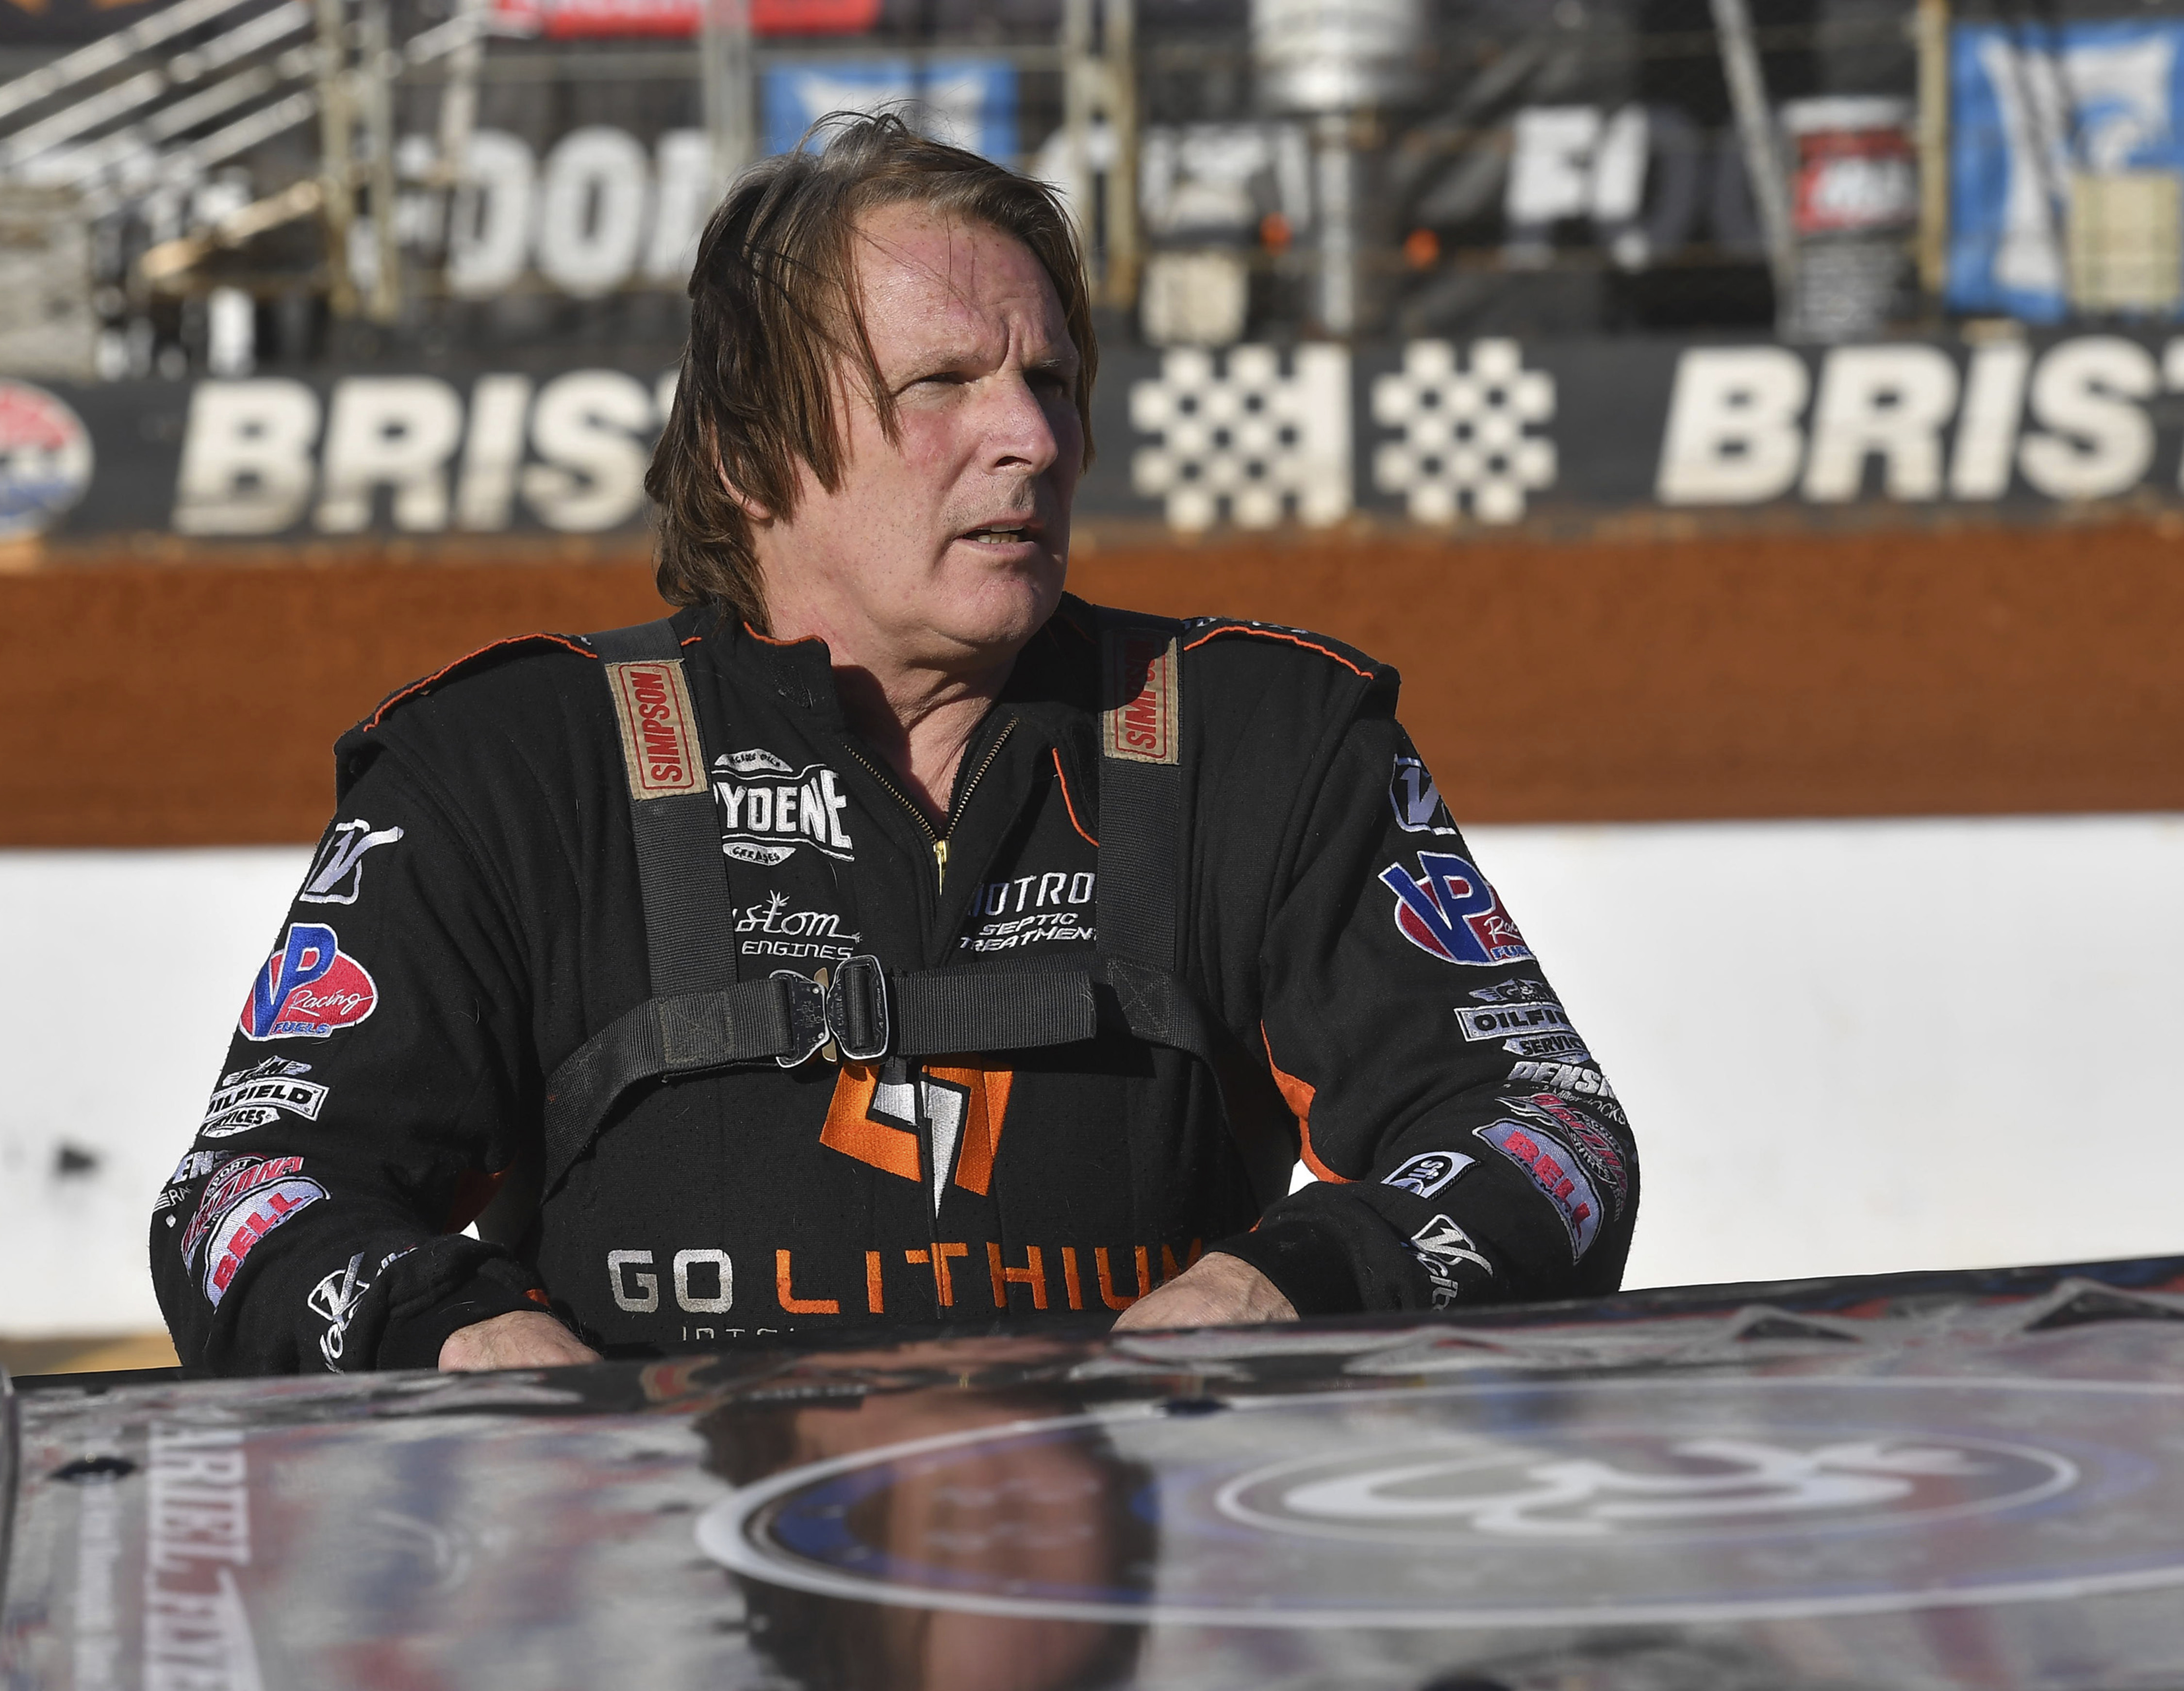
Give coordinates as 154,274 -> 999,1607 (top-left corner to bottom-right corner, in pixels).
935,557 -> 1066,655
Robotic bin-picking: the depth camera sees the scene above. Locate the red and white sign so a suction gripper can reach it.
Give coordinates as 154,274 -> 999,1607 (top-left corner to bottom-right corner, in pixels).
491,0 -> 875,39
0,379 -> 93,539
1786,97 -> 1917,236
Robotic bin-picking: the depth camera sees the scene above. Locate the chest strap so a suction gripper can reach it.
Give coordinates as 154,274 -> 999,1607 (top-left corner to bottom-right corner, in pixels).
540,612 -> 1288,1204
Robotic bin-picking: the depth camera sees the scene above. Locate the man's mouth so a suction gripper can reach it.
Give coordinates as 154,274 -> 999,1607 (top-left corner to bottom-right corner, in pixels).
960,521 -> 1041,546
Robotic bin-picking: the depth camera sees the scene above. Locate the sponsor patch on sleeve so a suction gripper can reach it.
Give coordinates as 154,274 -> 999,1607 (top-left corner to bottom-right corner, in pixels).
1381,852 -> 1532,966
202,1175 -> 325,1306
200,1058 -> 330,1139
307,1245 -> 414,1371
154,1149 -> 236,1224
1500,1091 -> 1630,1212
1475,1120 -> 1602,1262
606,659 -> 709,800
1389,753 -> 1459,836
239,923 -> 376,1042
1457,979 -> 1590,1060
1381,1150 -> 1474,1199
1505,1056 -> 1622,1112
1409,1214 -> 1494,1309
180,1154 -> 325,1295
298,819 -> 404,904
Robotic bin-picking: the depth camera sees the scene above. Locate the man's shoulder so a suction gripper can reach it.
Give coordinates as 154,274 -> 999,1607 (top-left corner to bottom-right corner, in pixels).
1060,596 -> 1391,688
333,629 -> 611,794
1179,616 -> 1390,687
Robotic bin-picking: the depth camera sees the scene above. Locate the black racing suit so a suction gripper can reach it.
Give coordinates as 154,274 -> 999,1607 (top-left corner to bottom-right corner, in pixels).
150,595 -> 1638,1375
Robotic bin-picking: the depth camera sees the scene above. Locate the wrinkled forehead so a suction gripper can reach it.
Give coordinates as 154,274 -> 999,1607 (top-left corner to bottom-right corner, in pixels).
845,201 -> 1075,368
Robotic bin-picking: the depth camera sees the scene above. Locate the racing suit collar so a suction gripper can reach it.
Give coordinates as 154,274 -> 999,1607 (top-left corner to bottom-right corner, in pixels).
688,602 -> 1099,742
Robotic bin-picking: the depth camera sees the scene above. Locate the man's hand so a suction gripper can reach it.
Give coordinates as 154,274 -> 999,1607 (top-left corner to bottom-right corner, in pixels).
1110,1251 -> 1297,1332
438,1310 -> 601,1371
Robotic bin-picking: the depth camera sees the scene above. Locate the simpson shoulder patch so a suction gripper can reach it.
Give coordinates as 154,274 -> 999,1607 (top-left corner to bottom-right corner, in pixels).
606,658 -> 709,799
1101,623 -> 1181,766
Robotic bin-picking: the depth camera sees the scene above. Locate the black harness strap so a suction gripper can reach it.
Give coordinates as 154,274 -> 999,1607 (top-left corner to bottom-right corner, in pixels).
888,962 -> 1101,1056
540,609 -> 1291,1208
544,619 -> 810,1192
588,621 -> 741,998
1094,616 -> 1184,973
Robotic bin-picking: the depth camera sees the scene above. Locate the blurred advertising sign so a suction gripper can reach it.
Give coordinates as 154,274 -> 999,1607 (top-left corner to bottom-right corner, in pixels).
1780,98 -> 1918,345
1949,18 -> 2184,321
1786,98 -> 1918,237
491,0 -> 877,39
762,61 -> 1018,161
24,331 -> 2184,544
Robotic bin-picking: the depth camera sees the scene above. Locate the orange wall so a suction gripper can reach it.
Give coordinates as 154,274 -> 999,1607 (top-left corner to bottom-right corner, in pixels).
5,521 -> 2182,846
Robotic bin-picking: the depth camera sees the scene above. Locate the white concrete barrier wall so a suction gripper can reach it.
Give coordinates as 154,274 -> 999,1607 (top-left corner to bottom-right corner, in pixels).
4,816 -> 2182,1336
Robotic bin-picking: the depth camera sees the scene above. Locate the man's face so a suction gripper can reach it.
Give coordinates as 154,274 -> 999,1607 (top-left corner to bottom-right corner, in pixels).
751,202 -> 1084,670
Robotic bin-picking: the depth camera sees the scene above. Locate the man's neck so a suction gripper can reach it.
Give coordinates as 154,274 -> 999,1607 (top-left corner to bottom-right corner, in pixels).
766,605 -> 1018,825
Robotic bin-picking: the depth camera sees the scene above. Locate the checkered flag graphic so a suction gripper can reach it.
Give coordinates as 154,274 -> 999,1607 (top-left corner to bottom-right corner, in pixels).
1129,345 -> 1353,532
1371,339 -> 1556,525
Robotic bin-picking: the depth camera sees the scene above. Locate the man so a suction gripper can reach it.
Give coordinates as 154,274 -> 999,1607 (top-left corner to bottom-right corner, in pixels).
151,115 -> 1637,1376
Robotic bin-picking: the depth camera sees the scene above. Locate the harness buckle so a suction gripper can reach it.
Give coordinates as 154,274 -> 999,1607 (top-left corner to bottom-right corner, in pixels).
772,969 -> 830,1068
826,953 -> 891,1061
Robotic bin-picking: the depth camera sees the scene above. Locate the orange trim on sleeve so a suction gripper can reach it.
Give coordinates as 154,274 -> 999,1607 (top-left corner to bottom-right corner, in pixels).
1261,1026 -> 1351,1183
1184,624 -> 1373,680
363,633 -> 595,732
1051,748 -> 1098,846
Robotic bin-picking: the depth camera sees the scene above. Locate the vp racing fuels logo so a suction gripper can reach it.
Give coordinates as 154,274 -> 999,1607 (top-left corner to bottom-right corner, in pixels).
239,923 -> 377,1041
298,819 -> 403,904
200,1057 -> 329,1139
713,749 -> 854,867
1381,852 -> 1532,966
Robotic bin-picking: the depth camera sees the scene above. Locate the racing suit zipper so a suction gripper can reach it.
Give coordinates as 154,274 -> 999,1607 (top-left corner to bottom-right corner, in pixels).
841,716 -> 1016,893
840,717 -> 1016,1314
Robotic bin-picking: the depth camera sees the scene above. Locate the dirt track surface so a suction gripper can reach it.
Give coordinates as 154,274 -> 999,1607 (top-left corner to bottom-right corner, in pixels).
4,521 -> 2180,846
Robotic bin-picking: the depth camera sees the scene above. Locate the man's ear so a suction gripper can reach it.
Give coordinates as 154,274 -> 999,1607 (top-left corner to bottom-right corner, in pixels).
718,461 -> 774,525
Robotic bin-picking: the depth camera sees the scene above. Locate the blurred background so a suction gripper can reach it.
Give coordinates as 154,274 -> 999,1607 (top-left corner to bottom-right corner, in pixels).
2,0 -> 2182,1374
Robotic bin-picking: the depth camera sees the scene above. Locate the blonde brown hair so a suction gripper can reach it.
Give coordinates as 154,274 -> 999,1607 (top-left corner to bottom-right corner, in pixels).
646,112 -> 1098,626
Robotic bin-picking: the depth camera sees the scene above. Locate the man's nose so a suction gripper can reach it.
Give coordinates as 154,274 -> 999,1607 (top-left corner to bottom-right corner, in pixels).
979,370 -> 1061,477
